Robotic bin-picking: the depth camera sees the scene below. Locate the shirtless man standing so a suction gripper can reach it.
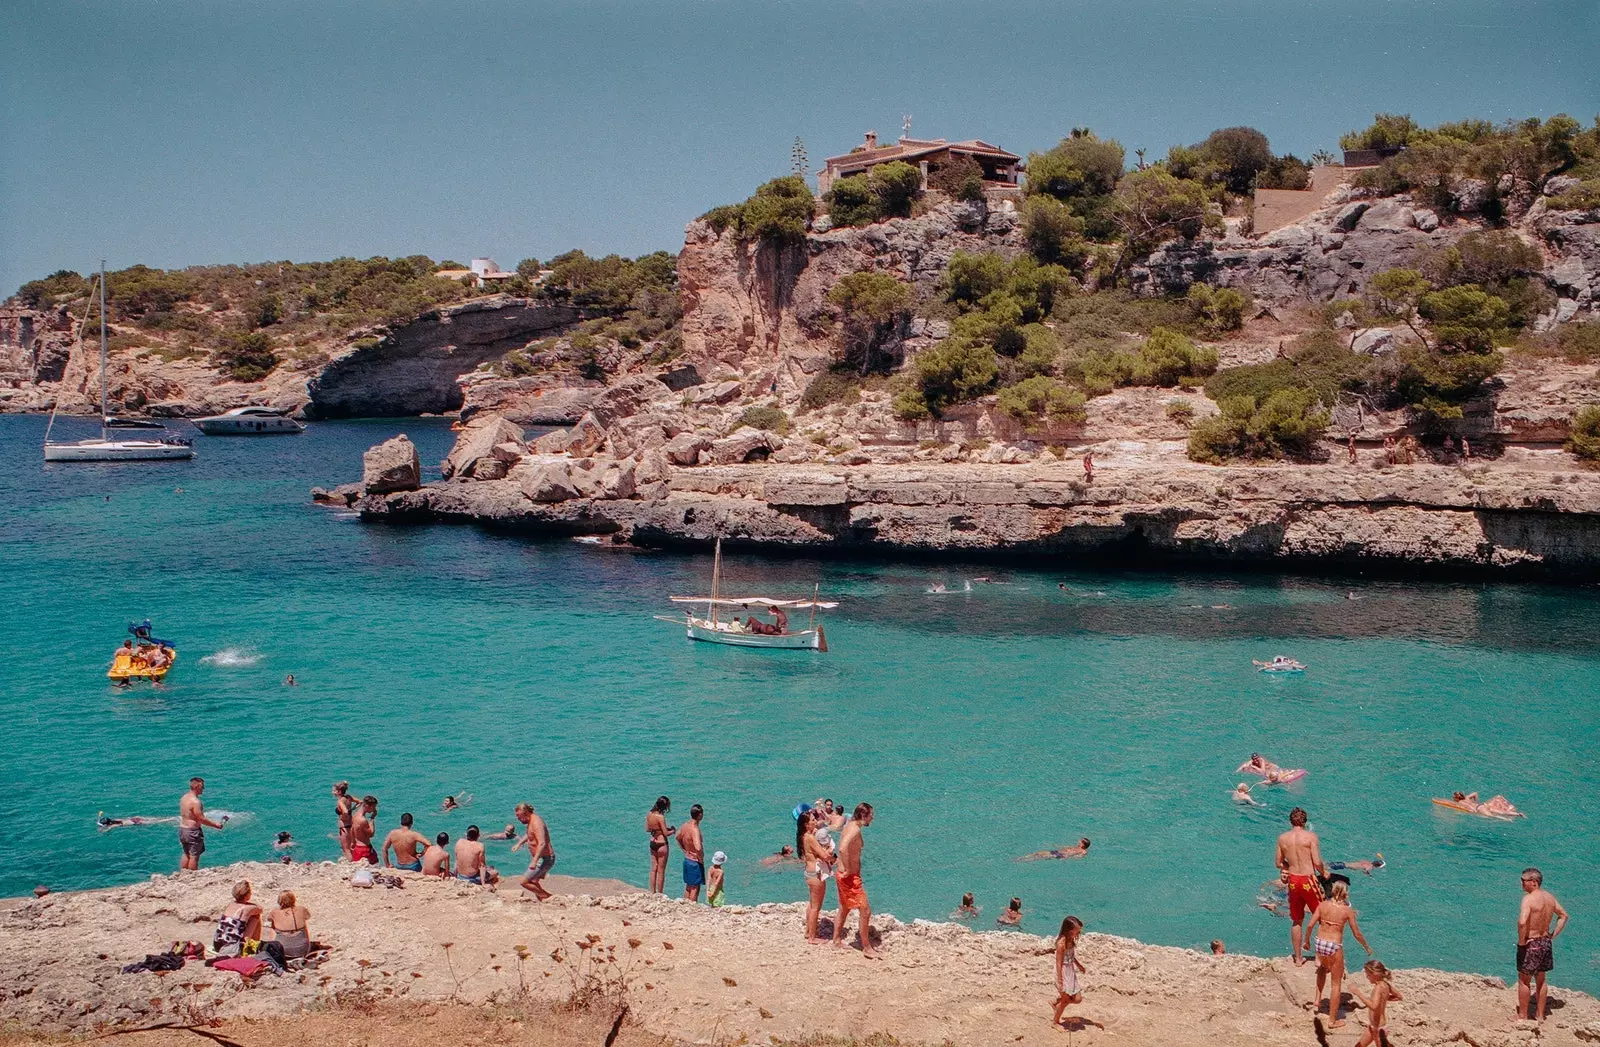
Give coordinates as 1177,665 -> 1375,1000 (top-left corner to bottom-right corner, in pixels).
1274,807 -> 1327,965
677,804 -> 706,902
454,825 -> 497,885
514,802 -> 556,901
178,777 -> 225,871
831,802 -> 878,958
1516,867 -> 1569,1021
382,812 -> 428,871
421,832 -> 452,877
349,796 -> 378,863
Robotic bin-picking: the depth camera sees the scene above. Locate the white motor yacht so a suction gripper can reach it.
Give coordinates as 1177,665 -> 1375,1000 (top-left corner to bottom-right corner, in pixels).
193,406 -> 306,435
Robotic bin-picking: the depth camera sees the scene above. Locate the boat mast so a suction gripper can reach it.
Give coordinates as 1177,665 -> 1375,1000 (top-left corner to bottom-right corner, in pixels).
710,537 -> 722,626
99,259 -> 108,427
809,582 -> 819,630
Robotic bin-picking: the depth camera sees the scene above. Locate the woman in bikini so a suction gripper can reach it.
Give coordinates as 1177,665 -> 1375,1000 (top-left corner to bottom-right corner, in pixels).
1351,958 -> 1402,1047
332,781 -> 355,860
646,796 -> 673,895
213,880 -> 262,958
265,890 -> 312,960
1311,881 -> 1372,1028
802,811 -> 835,943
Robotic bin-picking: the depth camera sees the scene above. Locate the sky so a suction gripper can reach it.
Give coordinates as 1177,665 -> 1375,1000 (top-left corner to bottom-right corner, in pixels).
2,0 -> 1597,295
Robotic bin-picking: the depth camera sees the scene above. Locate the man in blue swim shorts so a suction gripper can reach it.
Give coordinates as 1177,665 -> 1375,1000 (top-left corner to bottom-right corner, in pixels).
515,802 -> 556,901
382,812 -> 428,872
676,803 -> 706,902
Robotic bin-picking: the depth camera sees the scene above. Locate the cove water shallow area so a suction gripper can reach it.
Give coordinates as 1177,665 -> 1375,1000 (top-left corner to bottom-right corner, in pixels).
1,414 -> 1597,993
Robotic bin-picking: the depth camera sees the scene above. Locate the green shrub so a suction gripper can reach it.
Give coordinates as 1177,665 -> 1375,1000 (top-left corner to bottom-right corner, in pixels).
735,405 -> 791,434
996,376 -> 1087,427
1205,329 -> 1372,406
1015,323 -> 1060,379
213,330 -> 279,382
17,269 -> 91,308
869,161 -> 923,218
826,271 -> 913,372
1550,179 -> 1600,212
1557,322 -> 1600,362
928,155 -> 986,201
799,371 -> 860,411
825,174 -> 880,227
1186,284 -> 1251,334
1025,132 -> 1126,201
911,339 -> 999,414
892,381 -> 933,421
1022,196 -> 1089,269
701,176 -> 815,243
1568,405 -> 1600,460
1418,286 -> 1511,352
1166,399 -> 1196,422
1187,388 -> 1329,463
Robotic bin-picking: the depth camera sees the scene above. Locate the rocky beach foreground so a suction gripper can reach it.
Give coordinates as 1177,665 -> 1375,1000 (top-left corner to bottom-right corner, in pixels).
2,864 -> 1595,1046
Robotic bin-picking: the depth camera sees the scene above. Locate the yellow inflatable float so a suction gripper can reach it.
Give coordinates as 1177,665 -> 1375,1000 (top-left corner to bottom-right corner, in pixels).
109,646 -> 178,682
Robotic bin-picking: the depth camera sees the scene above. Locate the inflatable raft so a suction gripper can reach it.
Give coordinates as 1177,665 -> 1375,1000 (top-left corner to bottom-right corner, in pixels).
1432,797 -> 1525,819
109,648 -> 177,681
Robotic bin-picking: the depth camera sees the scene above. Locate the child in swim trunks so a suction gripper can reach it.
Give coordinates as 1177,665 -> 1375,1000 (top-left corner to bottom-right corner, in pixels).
1351,959 -> 1401,1047
1052,915 -> 1086,1028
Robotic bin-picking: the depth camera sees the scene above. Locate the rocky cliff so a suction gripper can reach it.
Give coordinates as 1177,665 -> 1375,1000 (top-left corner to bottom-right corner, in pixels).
679,201 -> 1026,401
339,446 -> 1600,579
304,296 -> 583,418
0,294 -> 586,419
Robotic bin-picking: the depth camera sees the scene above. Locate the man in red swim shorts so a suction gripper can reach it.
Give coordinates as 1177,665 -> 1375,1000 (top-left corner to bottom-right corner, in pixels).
1275,806 -> 1327,965
831,803 -> 878,958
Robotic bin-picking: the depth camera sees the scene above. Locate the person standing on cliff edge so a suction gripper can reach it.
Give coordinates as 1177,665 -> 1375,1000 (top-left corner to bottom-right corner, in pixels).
1515,867 -> 1568,1021
832,802 -> 878,958
1082,451 -> 1094,482
1275,806 -> 1326,965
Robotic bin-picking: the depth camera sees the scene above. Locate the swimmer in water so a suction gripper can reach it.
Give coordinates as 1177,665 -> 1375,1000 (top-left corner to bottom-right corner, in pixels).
284,674 -> 296,686
1328,854 -> 1385,874
97,812 -> 179,831
997,897 -> 1023,925
442,792 -> 472,812
1020,838 -> 1091,861
273,831 -> 296,850
953,892 -> 980,919
760,845 -> 800,867
481,824 -> 518,841
1232,782 -> 1262,806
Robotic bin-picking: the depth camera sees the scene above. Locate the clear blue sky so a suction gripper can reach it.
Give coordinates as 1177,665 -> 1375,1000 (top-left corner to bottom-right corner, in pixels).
3,0 -> 1596,295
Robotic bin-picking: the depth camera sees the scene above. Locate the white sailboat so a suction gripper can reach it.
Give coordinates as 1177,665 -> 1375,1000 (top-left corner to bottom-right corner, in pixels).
656,537 -> 835,650
42,262 -> 196,463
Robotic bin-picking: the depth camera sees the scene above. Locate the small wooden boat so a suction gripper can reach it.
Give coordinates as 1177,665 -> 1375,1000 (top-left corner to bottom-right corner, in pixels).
656,538 -> 835,651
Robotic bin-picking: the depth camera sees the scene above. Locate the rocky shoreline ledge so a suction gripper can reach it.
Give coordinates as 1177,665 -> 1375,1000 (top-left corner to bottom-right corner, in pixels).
324,430 -> 1600,579
3,863 -> 1596,1045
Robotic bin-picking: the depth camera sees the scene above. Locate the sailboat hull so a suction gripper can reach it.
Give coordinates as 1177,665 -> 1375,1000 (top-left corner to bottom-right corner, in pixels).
685,618 -> 824,650
44,440 -> 195,462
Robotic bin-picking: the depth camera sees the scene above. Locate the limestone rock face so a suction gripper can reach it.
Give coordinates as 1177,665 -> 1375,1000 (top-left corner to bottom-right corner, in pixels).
362,435 -> 421,494
1351,328 -> 1396,355
306,296 -> 583,418
663,431 -> 714,466
457,374 -> 600,426
708,426 -> 783,464
677,201 -> 1026,404
440,415 -> 525,480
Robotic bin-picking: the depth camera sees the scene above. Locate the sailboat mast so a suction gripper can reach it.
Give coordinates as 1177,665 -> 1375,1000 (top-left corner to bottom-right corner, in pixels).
99,259 -> 108,424
710,537 -> 722,626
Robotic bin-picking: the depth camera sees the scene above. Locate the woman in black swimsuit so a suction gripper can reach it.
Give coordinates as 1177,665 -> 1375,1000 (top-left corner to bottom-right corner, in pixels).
332,781 -> 355,860
646,796 -> 674,894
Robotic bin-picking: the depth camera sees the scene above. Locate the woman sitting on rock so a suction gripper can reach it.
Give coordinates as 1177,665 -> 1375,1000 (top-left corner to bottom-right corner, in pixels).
265,890 -> 312,959
213,880 -> 262,958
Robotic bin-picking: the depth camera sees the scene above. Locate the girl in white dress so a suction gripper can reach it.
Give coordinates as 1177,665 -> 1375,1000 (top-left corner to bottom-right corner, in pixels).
1053,915 -> 1087,1027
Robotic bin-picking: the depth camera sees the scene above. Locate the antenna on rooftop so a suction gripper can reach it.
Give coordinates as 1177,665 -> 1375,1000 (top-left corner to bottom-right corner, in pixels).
902,114 -> 912,139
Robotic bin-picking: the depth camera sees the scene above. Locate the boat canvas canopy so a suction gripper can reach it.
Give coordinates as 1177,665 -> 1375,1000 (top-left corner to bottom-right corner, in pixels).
669,596 -> 839,609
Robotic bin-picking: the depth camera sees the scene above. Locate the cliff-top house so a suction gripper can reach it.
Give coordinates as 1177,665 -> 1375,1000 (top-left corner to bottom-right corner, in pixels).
817,131 -> 1023,200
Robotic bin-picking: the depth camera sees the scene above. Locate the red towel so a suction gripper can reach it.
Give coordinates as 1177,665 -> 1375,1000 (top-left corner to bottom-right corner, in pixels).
212,956 -> 269,978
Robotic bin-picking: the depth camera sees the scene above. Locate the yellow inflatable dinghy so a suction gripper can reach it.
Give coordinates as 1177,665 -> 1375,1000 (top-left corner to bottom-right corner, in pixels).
109,648 -> 178,681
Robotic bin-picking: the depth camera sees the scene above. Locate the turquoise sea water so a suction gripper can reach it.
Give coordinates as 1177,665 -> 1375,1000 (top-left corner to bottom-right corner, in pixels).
1,414 -> 1596,992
